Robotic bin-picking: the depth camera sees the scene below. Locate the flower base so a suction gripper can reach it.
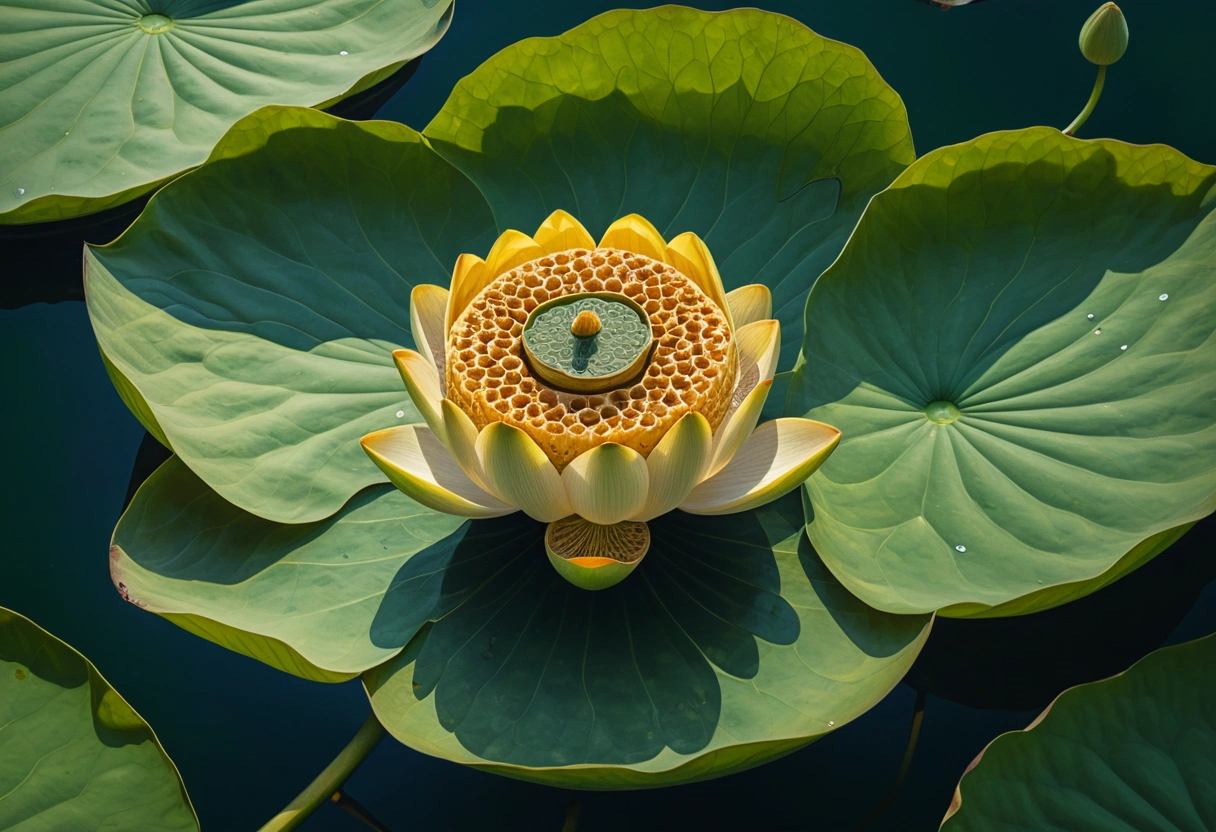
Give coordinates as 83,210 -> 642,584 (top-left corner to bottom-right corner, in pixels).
544,516 -> 650,590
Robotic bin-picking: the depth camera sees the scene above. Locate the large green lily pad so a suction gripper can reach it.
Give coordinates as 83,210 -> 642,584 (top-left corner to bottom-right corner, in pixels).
424,6 -> 914,368
0,607 -> 198,831
363,491 -> 932,788
111,455 -> 468,682
0,0 -> 453,224
942,633 -> 1216,830
789,128 -> 1216,617
87,107 -> 498,523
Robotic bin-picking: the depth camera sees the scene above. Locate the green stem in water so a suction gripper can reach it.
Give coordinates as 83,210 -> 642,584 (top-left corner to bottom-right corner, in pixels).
258,714 -> 385,832
1064,64 -> 1107,137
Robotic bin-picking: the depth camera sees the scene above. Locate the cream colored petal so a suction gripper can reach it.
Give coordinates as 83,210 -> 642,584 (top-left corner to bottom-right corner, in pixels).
725,284 -> 772,328
707,320 -> 782,475
392,349 -> 445,443
445,253 -> 489,333
734,319 -> 782,397
534,209 -> 595,254
477,422 -> 572,523
485,229 -> 545,281
680,418 -> 841,515
706,379 -> 770,479
440,398 -> 493,494
633,412 -> 712,521
599,214 -> 668,261
665,232 -> 733,327
560,443 -> 649,526
410,283 -> 450,379
361,425 -> 515,518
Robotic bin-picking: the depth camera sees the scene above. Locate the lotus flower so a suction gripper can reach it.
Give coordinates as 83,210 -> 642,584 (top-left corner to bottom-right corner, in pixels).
361,210 -> 840,588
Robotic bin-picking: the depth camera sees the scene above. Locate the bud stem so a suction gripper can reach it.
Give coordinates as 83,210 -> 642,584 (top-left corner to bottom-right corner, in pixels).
1064,64 -> 1106,137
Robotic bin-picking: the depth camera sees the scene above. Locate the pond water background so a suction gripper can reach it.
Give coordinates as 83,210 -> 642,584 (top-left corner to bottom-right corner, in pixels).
2,0 -> 1214,829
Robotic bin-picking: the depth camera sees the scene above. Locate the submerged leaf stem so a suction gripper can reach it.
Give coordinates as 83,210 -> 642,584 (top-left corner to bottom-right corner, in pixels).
1064,64 -> 1107,137
257,714 -> 385,832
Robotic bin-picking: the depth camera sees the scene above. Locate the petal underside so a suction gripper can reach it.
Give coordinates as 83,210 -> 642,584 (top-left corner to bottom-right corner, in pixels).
680,418 -> 841,515
361,425 -> 514,518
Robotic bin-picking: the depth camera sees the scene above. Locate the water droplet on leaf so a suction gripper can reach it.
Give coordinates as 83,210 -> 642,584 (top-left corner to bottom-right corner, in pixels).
955,545 -> 966,552
395,410 -> 404,418
14,188 -> 23,196
1120,344 -> 1128,351
1094,329 -> 1101,335
1159,293 -> 1169,301
1086,313 -> 1094,319
339,50 -> 348,55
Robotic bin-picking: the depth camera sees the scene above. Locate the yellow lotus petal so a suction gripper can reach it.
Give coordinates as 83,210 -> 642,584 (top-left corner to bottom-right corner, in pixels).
361,425 -> 514,518
392,349 -> 445,443
534,209 -> 595,254
735,319 -> 781,395
706,379 -> 771,479
560,443 -> 649,525
680,418 -> 841,515
725,284 -> 772,328
409,284 -> 449,377
665,232 -> 732,327
439,398 -> 493,494
633,412 -> 712,521
477,422 -> 571,523
485,229 -> 545,281
445,253 -> 490,333
599,214 -> 668,261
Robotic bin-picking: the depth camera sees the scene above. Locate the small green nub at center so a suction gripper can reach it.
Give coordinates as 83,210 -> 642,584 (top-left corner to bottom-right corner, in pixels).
925,401 -> 961,424
138,14 -> 174,34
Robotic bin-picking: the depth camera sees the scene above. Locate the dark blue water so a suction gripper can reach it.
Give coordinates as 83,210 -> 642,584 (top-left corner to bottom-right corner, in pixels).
2,1 -> 1213,829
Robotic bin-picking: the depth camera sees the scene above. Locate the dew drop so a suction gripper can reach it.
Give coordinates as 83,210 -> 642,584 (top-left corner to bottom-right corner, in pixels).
1094,329 -> 1101,335
14,187 -> 24,196
828,721 -> 835,727
1120,344 -> 1128,351
395,410 -> 404,418
1086,313 -> 1094,320
955,545 -> 966,552
1159,293 -> 1169,301
339,50 -> 348,55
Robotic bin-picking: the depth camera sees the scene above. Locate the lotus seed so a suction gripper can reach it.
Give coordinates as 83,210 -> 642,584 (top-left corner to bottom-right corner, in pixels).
1160,293 -> 1169,301
955,545 -> 966,552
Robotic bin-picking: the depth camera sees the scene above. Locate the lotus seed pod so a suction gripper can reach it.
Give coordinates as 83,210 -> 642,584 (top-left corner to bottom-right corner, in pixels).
545,516 -> 650,590
1079,3 -> 1128,66
571,310 -> 602,337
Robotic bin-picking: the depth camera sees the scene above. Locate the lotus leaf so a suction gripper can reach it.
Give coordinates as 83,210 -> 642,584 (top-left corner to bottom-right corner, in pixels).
789,127 -> 1216,617
111,456 -> 471,681
85,5 -> 916,529
363,491 -> 931,787
941,633 -> 1216,830
0,607 -> 198,831
424,6 -> 914,370
0,0 -> 453,224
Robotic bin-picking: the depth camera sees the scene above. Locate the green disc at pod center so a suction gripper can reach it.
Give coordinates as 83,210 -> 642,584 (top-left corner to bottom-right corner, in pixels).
522,293 -> 654,393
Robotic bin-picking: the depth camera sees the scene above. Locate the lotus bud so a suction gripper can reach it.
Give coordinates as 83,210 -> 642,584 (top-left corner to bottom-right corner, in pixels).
570,309 -> 602,337
1079,3 -> 1128,66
